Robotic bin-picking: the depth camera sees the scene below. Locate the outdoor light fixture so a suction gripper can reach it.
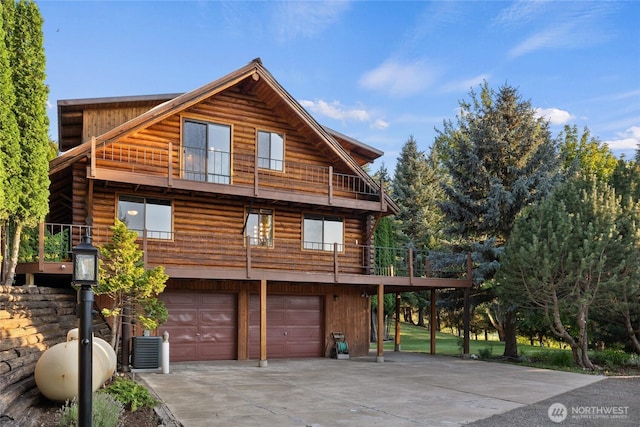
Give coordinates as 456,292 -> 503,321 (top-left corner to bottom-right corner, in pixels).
72,231 -> 99,427
73,234 -> 99,285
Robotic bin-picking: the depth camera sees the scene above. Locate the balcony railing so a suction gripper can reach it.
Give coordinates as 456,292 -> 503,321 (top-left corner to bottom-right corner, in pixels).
18,224 -> 471,285
92,139 -> 383,204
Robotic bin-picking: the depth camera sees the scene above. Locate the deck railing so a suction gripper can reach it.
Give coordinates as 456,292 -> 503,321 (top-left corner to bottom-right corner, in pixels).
92,139 -> 382,203
19,224 -> 470,281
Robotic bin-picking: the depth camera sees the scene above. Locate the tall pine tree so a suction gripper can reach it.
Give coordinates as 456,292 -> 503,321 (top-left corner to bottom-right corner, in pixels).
392,135 -> 438,249
434,82 -> 561,357
2,0 -> 50,285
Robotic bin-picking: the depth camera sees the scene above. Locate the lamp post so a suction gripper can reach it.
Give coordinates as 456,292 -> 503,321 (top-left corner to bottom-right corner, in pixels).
72,231 -> 99,427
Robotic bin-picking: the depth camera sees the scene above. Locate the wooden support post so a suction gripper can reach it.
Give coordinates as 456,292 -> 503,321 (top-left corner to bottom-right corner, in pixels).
90,137 -> 96,178
38,222 -> 45,272
246,236 -> 252,279
259,279 -> 268,367
463,286 -> 470,358
333,242 -> 339,282
328,165 -> 334,205
167,142 -> 173,187
394,293 -> 401,352
254,149 -> 259,196
376,284 -> 384,363
408,248 -> 414,284
430,288 -> 436,355
379,178 -> 387,212
237,288 -> 249,360
463,252 -> 472,358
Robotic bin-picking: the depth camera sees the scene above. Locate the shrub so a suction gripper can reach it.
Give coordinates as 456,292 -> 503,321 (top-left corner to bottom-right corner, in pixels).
591,349 -> 631,368
478,346 -> 493,360
102,376 -> 158,412
531,350 -> 574,367
57,393 -> 124,427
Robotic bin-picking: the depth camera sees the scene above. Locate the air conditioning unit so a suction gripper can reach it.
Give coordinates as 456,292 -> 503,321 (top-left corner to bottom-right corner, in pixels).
131,336 -> 162,369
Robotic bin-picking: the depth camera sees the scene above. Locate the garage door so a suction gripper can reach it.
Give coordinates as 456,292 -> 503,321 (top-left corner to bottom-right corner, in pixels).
249,295 -> 323,359
161,292 -> 237,362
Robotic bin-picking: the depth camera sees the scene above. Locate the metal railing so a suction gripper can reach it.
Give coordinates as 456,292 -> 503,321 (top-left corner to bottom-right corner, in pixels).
91,139 -> 381,202
20,224 -> 470,281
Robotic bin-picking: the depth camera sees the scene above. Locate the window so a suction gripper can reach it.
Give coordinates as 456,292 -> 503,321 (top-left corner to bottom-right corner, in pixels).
245,208 -> 273,247
257,130 -> 284,171
183,119 -> 231,184
303,215 -> 343,251
118,196 -> 172,239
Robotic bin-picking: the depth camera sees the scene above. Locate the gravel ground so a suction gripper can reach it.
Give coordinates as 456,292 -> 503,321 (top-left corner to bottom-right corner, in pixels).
467,377 -> 640,426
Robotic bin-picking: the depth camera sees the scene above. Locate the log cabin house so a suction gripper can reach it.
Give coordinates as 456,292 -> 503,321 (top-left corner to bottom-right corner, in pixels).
17,58 -> 471,365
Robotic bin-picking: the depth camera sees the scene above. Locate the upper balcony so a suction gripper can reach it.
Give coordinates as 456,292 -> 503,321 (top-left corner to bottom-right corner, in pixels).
17,223 -> 471,291
86,138 -> 389,214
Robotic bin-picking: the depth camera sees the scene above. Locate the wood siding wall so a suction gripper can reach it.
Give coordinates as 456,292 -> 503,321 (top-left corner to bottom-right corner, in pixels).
83,106 -> 152,142
91,85 -> 374,200
90,186 -> 367,274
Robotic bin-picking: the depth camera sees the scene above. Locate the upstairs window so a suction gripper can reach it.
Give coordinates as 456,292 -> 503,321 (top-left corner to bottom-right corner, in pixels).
303,214 -> 343,251
245,208 -> 274,247
257,130 -> 284,171
183,119 -> 231,184
118,196 -> 172,240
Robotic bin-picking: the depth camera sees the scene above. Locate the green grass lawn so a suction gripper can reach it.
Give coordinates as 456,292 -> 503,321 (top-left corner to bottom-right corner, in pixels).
371,321 -> 566,358
372,322 -> 640,375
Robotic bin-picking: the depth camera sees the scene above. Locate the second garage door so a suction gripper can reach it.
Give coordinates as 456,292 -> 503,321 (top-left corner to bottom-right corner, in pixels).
249,295 -> 323,359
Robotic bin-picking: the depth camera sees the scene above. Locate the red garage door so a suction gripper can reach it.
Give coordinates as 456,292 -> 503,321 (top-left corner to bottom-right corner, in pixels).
161,292 -> 237,362
249,295 -> 323,359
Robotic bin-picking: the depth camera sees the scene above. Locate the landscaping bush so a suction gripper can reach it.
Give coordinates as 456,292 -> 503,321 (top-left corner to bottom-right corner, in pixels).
591,349 -> 631,368
102,376 -> 158,412
530,349 -> 574,367
57,393 -> 124,427
478,346 -> 493,360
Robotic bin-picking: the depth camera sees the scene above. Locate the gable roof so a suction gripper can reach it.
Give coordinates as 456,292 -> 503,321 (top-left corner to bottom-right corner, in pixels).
50,58 -> 397,213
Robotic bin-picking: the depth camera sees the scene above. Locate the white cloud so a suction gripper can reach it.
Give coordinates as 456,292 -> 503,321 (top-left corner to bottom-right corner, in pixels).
440,74 -> 490,93
535,107 -> 573,125
299,99 -> 370,122
604,126 -> 640,151
507,3 -> 613,58
359,59 -> 439,97
493,0 -> 548,27
273,1 -> 350,41
372,119 -> 389,130
509,23 -> 577,57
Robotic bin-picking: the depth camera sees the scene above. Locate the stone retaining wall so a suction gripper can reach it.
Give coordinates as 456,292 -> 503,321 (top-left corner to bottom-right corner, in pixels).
0,285 -> 110,426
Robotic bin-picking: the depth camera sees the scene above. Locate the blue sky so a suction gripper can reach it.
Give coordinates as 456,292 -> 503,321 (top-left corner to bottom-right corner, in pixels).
39,1 -> 640,173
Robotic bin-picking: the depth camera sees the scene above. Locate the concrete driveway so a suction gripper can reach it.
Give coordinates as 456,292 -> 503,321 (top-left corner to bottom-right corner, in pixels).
138,351 -> 604,427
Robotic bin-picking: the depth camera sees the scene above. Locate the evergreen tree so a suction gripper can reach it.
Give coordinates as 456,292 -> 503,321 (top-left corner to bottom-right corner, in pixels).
392,135 -> 432,249
434,82 -> 561,357
498,174 -> 633,369
97,219 -> 169,353
0,0 -> 20,275
2,0 -> 50,285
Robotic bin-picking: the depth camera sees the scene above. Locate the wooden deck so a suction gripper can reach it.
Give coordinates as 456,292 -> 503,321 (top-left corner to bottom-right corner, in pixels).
16,223 -> 472,291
